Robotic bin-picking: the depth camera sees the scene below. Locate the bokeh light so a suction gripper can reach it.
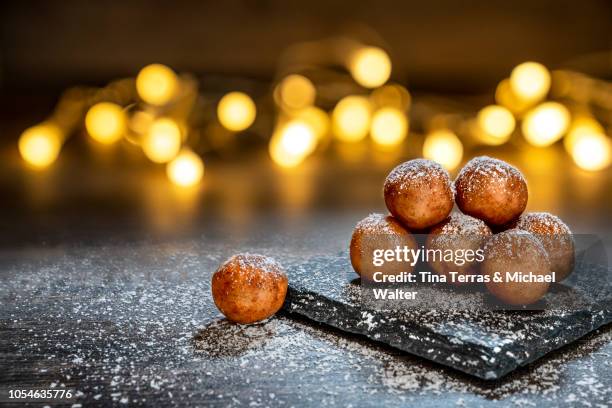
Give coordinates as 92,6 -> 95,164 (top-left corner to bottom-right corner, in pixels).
495,78 -> 531,114
279,121 -> 317,156
142,118 -> 182,163
370,84 -> 411,110
276,75 -> 316,111
570,132 -> 611,172
18,123 -> 63,168
85,102 -> 126,144
370,107 -> 408,147
564,115 -> 604,153
269,120 -> 317,168
217,92 -> 257,132
522,102 -> 570,147
509,62 -> 551,103
476,105 -> 515,145
136,64 -> 179,106
349,47 -> 391,88
294,107 -> 330,140
167,149 -> 204,187
332,96 -> 371,142
128,109 -> 156,136
422,129 -> 463,170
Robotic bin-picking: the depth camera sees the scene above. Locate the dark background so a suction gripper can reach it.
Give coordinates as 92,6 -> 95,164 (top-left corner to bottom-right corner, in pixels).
1,0 -> 611,95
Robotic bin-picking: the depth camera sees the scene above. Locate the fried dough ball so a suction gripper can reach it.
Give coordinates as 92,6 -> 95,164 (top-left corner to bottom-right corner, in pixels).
427,212 -> 492,284
454,156 -> 528,226
212,254 -> 288,324
482,229 -> 551,305
514,212 -> 575,281
350,213 -> 417,281
383,159 -> 454,230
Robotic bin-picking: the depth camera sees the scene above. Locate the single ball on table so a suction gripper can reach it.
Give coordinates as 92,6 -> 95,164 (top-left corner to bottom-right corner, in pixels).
212,254 -> 288,324
513,212 -> 575,281
383,159 -> 455,230
454,156 -> 528,226
482,229 -> 551,305
350,213 -> 417,281
426,212 -> 492,284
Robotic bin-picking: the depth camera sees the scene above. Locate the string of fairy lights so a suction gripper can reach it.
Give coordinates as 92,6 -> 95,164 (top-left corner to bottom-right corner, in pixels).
17,42 -> 612,188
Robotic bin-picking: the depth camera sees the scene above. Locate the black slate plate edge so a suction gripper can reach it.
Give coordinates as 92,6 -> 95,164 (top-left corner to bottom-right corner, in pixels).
282,285 -> 612,380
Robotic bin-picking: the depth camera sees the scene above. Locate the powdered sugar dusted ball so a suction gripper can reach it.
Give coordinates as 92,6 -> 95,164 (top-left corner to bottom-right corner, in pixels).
350,213 -> 417,281
514,212 -> 575,281
482,229 -> 551,305
212,254 -> 288,324
454,156 -> 528,226
383,159 -> 454,230
426,212 -> 492,283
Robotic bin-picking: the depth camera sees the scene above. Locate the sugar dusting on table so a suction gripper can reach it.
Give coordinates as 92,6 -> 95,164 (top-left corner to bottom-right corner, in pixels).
1,239 -> 610,407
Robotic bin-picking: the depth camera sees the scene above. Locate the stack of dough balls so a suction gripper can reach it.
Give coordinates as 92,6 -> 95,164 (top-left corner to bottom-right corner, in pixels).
350,156 -> 575,305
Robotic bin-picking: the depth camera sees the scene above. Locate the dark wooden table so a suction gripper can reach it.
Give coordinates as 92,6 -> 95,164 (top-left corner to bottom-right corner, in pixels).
1,139 -> 611,407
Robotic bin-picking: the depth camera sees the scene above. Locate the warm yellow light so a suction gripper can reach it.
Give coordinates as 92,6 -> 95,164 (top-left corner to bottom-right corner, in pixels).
476,105 -> 515,145
370,107 -> 408,147
217,92 -> 256,132
564,116 -> 604,153
294,107 -> 330,140
276,75 -> 316,110
85,102 -> 126,144
570,132 -> 611,172
522,102 -> 570,147
136,64 -> 179,106
128,110 -> 155,136
142,118 -> 182,163
509,62 -> 550,103
269,138 -> 303,168
167,149 -> 204,187
269,121 -> 317,168
370,84 -> 411,110
495,79 -> 531,114
349,47 -> 391,88
18,124 -> 63,168
332,96 -> 371,142
282,121 -> 317,156
422,129 -> 463,170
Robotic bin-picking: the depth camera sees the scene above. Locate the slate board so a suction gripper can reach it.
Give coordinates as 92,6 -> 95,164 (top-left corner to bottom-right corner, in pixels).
282,253 -> 612,380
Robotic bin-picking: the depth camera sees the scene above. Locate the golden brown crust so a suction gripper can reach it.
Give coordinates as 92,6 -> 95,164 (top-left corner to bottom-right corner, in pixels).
454,156 -> 528,226
211,254 -> 288,324
383,159 -> 454,229
514,212 -> 575,281
350,213 -> 417,281
482,229 -> 551,305
426,212 -> 492,283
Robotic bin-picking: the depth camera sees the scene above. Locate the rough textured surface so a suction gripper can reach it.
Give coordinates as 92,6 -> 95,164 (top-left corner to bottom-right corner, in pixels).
1,147 -> 612,407
283,253 -> 612,380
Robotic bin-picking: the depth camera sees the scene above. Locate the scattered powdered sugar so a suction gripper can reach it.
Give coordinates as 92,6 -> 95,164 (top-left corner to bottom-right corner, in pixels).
221,253 -> 285,276
457,156 -> 523,184
196,315 -> 612,405
483,228 -> 548,261
427,212 -> 491,253
455,156 -> 526,196
384,159 -> 453,193
516,212 -> 572,236
354,213 -> 397,235
432,212 -> 491,236
2,232 -> 610,407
